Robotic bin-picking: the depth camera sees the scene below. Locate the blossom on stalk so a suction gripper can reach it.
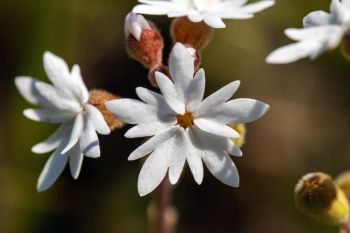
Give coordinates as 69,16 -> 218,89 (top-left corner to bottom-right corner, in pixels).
15,52 -> 111,192
106,43 -> 270,196
266,0 -> 350,64
133,0 -> 275,28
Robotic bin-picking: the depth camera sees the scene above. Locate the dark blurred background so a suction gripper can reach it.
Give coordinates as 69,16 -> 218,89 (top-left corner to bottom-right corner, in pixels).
1,0 -> 350,232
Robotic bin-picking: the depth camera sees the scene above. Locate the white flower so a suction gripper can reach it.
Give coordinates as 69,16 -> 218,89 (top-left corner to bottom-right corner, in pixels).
266,0 -> 350,64
106,43 -> 269,196
133,0 -> 275,28
15,52 -> 111,192
125,12 -> 152,41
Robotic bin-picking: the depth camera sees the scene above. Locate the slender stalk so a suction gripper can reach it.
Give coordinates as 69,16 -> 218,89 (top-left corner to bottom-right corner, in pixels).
153,178 -> 176,233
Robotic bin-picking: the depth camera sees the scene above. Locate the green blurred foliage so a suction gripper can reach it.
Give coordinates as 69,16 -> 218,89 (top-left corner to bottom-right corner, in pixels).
1,0 -> 350,232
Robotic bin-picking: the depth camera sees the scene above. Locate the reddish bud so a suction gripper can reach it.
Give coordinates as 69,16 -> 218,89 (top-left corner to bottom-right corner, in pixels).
170,17 -> 214,50
125,13 -> 164,69
88,89 -> 124,130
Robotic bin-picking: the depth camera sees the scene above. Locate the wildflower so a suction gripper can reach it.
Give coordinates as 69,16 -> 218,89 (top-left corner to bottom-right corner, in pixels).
15,52 -> 112,191
266,0 -> 350,64
106,43 -> 269,196
133,0 -> 275,28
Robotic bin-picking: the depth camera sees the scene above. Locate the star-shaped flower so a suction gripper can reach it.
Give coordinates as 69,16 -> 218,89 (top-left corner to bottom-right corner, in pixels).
266,0 -> 350,64
106,43 -> 270,196
15,52 -> 111,192
133,0 -> 275,28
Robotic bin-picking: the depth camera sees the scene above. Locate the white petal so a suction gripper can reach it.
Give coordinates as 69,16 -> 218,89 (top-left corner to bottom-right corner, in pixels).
15,76 -> 45,106
242,0 -> 275,14
186,152 -> 204,184
133,4 -> 171,15
204,16 -> 226,28
23,108 -> 75,123
37,150 -> 69,192
137,146 -> 170,196
43,52 -> 71,90
168,129 -> 187,185
35,82 -> 81,112
61,114 -> 84,154
85,104 -> 110,135
31,123 -> 70,154
303,11 -> 331,28
226,140 -> 243,157
186,69 -> 206,112
68,145 -> 84,179
169,43 -> 194,98
195,81 -> 240,117
79,118 -> 100,158
106,98 -> 160,124
135,87 -> 174,115
192,127 -> 240,187
202,99 -> 270,124
71,65 -> 89,104
125,120 -> 176,138
155,72 -> 186,114
128,126 -> 178,161
194,118 -> 240,138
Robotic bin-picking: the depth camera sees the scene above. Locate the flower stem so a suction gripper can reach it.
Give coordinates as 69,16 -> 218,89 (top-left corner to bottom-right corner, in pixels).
152,178 -> 177,233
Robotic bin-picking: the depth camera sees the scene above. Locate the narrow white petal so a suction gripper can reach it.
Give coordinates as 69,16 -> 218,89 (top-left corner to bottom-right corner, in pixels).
43,51 -> 71,90
31,123 -> 70,154
186,69 -> 206,112
242,0 -> 275,14
79,118 -> 100,158
194,118 -> 240,138
168,129 -> 187,185
226,140 -> 243,157
192,127 -> 240,187
186,152 -> 204,184
15,76 -> 45,105
128,126 -> 178,161
137,146 -> 170,196
85,104 -> 110,135
204,16 -> 226,28
61,114 -> 84,154
68,145 -> 84,179
203,99 -> 270,124
37,150 -> 69,192
125,120 -> 176,138
195,81 -> 240,117
106,98 -> 159,124
155,72 -> 186,114
133,4 -> 170,15
71,65 -> 89,104
35,82 -> 81,112
136,87 -> 174,115
169,43 -> 194,98
303,11 -> 330,28
23,108 -> 75,123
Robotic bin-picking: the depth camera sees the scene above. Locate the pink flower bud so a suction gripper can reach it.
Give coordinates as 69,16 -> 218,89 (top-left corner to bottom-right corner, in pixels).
125,13 -> 164,69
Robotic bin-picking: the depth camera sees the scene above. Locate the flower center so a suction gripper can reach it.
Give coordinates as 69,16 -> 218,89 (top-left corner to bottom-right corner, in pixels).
176,111 -> 194,128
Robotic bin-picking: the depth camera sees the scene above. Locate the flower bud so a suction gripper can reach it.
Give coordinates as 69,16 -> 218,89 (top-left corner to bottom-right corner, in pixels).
88,89 -> 125,130
125,13 -> 164,69
294,172 -> 350,225
229,124 -> 246,148
170,17 -> 214,50
336,171 -> 350,201
341,29 -> 350,61
148,64 -> 169,88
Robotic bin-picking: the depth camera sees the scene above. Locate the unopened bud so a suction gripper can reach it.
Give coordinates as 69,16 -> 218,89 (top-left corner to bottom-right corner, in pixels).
294,172 -> 349,225
88,89 -> 125,130
341,29 -> 350,61
229,124 -> 246,148
336,171 -> 350,201
125,13 -> 164,69
170,17 -> 214,50
148,64 -> 169,88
